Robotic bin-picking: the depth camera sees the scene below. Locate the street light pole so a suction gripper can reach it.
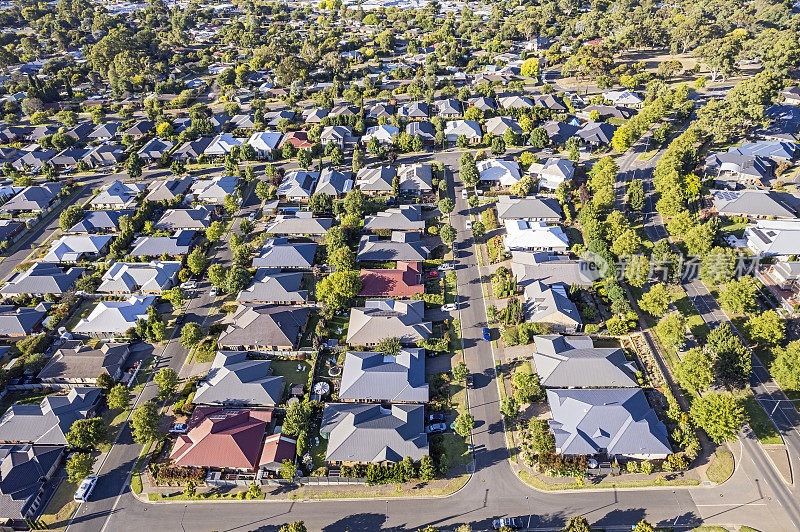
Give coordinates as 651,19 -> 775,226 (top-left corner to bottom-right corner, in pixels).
385,500 -> 389,530
526,495 -> 531,529
180,503 -> 188,532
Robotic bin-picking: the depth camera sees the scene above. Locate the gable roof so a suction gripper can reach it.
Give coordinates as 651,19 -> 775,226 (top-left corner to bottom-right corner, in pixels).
97,261 -> 181,294
576,121 -> 617,145
130,230 -> 195,257
190,175 -> 239,201
263,214 -> 333,236
0,183 -> 62,213
236,269 -> 308,304
524,281 -> 581,327
357,233 -> 430,262
277,171 -> 319,199
314,169 -> 353,196
90,180 -> 145,208
155,206 -> 213,230
0,388 -> 102,445
0,263 -> 83,295
712,189 -> 799,218
532,335 -> 637,387
478,159 -> 521,186
0,444 -> 64,519
364,205 -> 425,232
511,251 -> 599,287
745,219 -> 800,256
146,177 -> 193,202
252,238 -> 316,269
72,295 -> 156,334
37,340 -> 131,381
346,299 -> 432,345
218,304 -> 311,349
0,304 -> 47,336
320,403 -> 428,463
41,235 -> 113,262
194,351 -> 284,406
339,348 -> 428,402
68,210 -> 133,233
496,196 -> 562,221
356,166 -> 396,192
137,137 -> 175,160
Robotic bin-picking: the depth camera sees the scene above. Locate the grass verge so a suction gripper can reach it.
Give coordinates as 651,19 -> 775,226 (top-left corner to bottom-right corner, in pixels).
742,396 -> 783,444
286,474 -> 470,500
38,478 -> 78,531
130,439 -> 154,495
706,449 -> 734,484
517,470 -> 700,491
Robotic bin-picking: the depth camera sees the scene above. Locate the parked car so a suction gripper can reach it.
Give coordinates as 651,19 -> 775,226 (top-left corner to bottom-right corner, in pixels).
425,422 -> 447,434
180,281 -> 197,290
425,270 -> 439,279
442,303 -> 457,312
493,517 -> 521,529
465,220 -> 473,230
209,288 -> 218,298
426,413 -> 445,423
439,263 -> 454,271
169,423 -> 188,434
461,189 -> 468,199
248,212 -> 256,221
466,373 -> 474,387
482,327 -> 491,341
74,475 -> 98,502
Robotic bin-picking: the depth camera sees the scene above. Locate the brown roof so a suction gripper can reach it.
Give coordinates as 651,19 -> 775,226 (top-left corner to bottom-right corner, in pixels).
359,261 -> 424,298
259,433 -> 297,468
279,131 -> 313,149
169,406 -> 273,470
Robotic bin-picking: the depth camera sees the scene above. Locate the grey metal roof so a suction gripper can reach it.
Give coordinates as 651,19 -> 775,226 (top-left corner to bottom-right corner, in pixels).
576,121 -> 617,145
68,210 -> 133,233
0,444 -> 63,519
511,252 -> 598,288
0,183 -> 61,213
236,269 -> 308,304
357,234 -> 430,262
130,230 -> 195,256
278,171 -> 319,199
532,335 -> 637,388
496,196 -> 562,221
252,238 -> 316,269
146,177 -> 193,202
263,215 -> 333,236
320,403 -> 428,463
314,169 -> 353,196
41,235 -> 113,263
712,190 -> 799,218
37,340 -> 131,381
346,299 -> 432,345
0,388 -> 102,445
218,304 -> 311,349
523,282 -> 581,327
155,206 -> 213,230
543,121 -> 580,144
484,116 -> 522,136
356,166 -> 396,192
339,348 -> 428,402
72,296 -> 156,335
364,205 -> 425,232
194,351 -> 284,407
547,388 -> 672,457
97,261 -> 181,294
0,304 -> 47,336
0,263 -> 83,296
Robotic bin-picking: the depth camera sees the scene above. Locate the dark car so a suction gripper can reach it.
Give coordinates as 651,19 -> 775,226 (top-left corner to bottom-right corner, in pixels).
465,373 -> 474,387
426,413 -> 445,423
482,327 -> 491,341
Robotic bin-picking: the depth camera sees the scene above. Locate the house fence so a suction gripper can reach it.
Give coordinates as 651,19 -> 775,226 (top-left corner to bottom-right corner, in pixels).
205,472 -> 365,487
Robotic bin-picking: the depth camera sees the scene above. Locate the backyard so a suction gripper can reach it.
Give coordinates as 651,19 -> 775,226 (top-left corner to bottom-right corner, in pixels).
270,358 -> 312,391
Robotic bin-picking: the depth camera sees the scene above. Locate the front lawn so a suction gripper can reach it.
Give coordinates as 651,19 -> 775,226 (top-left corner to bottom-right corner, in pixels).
64,300 -> 97,332
38,478 -> 78,531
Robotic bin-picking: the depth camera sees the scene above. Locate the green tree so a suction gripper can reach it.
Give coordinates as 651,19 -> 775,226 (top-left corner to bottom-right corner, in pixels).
282,401 -> 312,437
419,455 -> 436,481
224,193 -> 239,215
59,205 -> 84,231
656,313 -> 686,347
131,402 -> 161,444
187,248 -> 208,276
719,276 -> 759,315
627,179 -> 645,211
512,369 -> 543,404
208,264 -> 226,289
529,127 -> 548,148
96,372 -> 114,392
707,323 -> 751,385
25,353 -> 48,375
452,361 -> 469,382
772,340 -> 800,390
611,125 -> 633,152
280,459 -> 296,481
633,519 -> 656,532
675,347 -> 715,395
309,193 -> 333,215
240,219 -> 254,235
744,309 -> 785,347
66,452 -> 95,484
377,336 -> 402,357
453,413 -> 474,437
639,283 -> 670,317
528,418 -> 555,454
690,392 -> 744,443
108,384 -> 131,410
180,322 -> 203,348
352,148 -> 365,173
438,197 -> 454,215
491,136 -> 505,155
500,397 -> 519,419
440,224 -> 457,244
610,228 -> 642,256
344,189 -> 367,217
316,270 -> 361,310
562,516 -> 591,532
278,522 -> 307,532
154,367 -> 179,397
700,246 -> 737,285
205,221 -> 224,242
125,152 -> 143,179
184,480 -> 196,498
66,418 -> 108,450
225,265 -> 252,294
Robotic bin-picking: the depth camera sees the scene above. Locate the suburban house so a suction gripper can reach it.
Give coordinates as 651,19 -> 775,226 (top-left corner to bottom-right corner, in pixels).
443,120 -> 482,144
362,125 -> 400,145
41,235 -> 113,263
304,108 -> 329,123
547,388 -> 672,459
503,220 -> 569,252
320,403 -> 428,464
0,183 -> 62,216
369,103 -> 395,119
0,304 -> 48,337
259,434 -> 297,474
137,138 -> 175,163
205,134 -> 243,156
246,131 -> 283,158
320,126 -> 356,149
705,152 -> 775,187
172,138 -> 213,162
190,175 -> 239,204
155,206 -> 213,231
602,89 -> 643,107
478,158 -> 522,187
730,141 -> 799,162
130,230 -> 195,258
364,205 -> 425,233
781,86 -> 800,105
279,131 -> 314,150
194,351 -> 285,407
436,99 -> 462,118
0,220 -> 24,243
0,263 -> 83,296
532,335 -> 637,388
712,190 -> 799,219
218,304 -> 311,351
406,121 -> 436,145
484,116 -> 522,137
252,238 -> 316,269
169,406 -> 274,471
263,214 -> 333,238
523,281 -> 582,332
37,340 -> 132,385
511,252 -> 599,288
82,144 -> 125,168
355,166 -> 396,195
236,270 -> 308,305
346,299 -> 432,346
339,348 -> 429,403
0,444 -> 64,523
396,164 -> 434,194
67,210 -> 132,234
530,158 -> 575,190
499,95 -> 533,109
314,168 -> 354,197
12,150 -> 56,172
72,295 -> 156,337
357,232 -> 430,262
146,177 -> 193,202
278,170 -> 320,202
124,120 -> 154,138
745,220 -> 800,257
359,261 -> 424,298
90,181 -> 146,210
399,101 -> 430,119
576,121 -> 617,146
542,121 -> 580,146
496,196 -> 562,222
0,388 -> 102,445
97,261 -> 182,294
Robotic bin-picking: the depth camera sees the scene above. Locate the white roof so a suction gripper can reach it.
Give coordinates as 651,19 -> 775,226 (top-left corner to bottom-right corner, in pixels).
204,134 -> 242,155
362,125 -> 400,143
477,159 -> 521,187
72,295 -> 155,334
603,89 -> 643,106
246,131 -> 282,152
504,221 -> 569,251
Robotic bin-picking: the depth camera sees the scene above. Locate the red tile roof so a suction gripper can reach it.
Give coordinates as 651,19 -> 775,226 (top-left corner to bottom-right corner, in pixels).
280,131 -> 314,149
359,261 -> 424,298
259,433 -> 297,468
169,406 -> 273,470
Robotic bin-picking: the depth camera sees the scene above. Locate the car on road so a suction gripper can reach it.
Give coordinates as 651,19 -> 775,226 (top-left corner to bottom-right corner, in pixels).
482,327 -> 491,341
248,212 -> 256,221
426,413 -> 445,423
169,423 -> 188,434
425,422 -> 447,434
209,288 -> 218,297
465,220 -> 472,230
74,475 -> 98,502
442,303 -> 457,312
180,281 -> 197,290
466,373 -> 474,387
439,263 -> 454,271
461,189 -> 468,199
493,517 -> 521,529
541,148 -> 553,154
425,270 -> 438,279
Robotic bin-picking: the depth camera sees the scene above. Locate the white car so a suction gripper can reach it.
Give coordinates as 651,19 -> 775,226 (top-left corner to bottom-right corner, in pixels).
442,303 -> 458,311
180,281 -> 197,290
169,423 -> 188,434
465,220 -> 473,230
209,288 -> 218,298
439,263 -> 455,271
248,212 -> 256,221
461,189 -> 468,199
74,475 -> 98,502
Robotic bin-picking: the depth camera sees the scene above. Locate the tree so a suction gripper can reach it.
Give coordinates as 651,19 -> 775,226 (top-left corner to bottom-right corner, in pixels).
316,270 -> 361,310
59,205 -> 84,231
66,418 -> 108,450
162,286 -> 185,308
280,459 -> 297,481
529,128 -> 548,148
184,480 -> 196,498
528,418 -> 555,454
180,322 -> 203,347
633,519 -> 657,532
611,125 -> 633,152
438,198 -> 454,215
225,265 -> 252,293
701,247 -> 737,285
377,337 -> 401,357
224,194 -> 239,215
170,160 -> 185,176
125,152 -> 143,179
96,372 -> 114,392
205,221 -> 224,242
521,57 -> 540,78
240,219 -> 254,235
627,179 -> 645,211
454,413 -> 474,437
344,189 -> 367,217
282,401 -> 312,437
676,347 -> 715,395
639,283 -> 670,317
25,353 -> 47,375
656,314 -> 686,347
690,392 -> 744,443
500,397 -> 519,419
131,402 -> 161,443
684,221 -> 717,257
719,276 -> 759,315
208,264 -> 226,289
187,248 -> 208,276
707,323 -> 751,385
491,136 -> 505,155
419,455 -> 436,481
108,384 -> 131,410
440,224 -> 457,244
154,367 -> 179,397
66,452 -> 94,484
562,516 -> 591,532
279,522 -> 307,532
328,246 -> 354,272
744,310 -> 785,347
512,369 -> 543,403
352,148 -> 365,173
610,228 -> 642,257
452,361 -> 469,382
772,340 -> 800,390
